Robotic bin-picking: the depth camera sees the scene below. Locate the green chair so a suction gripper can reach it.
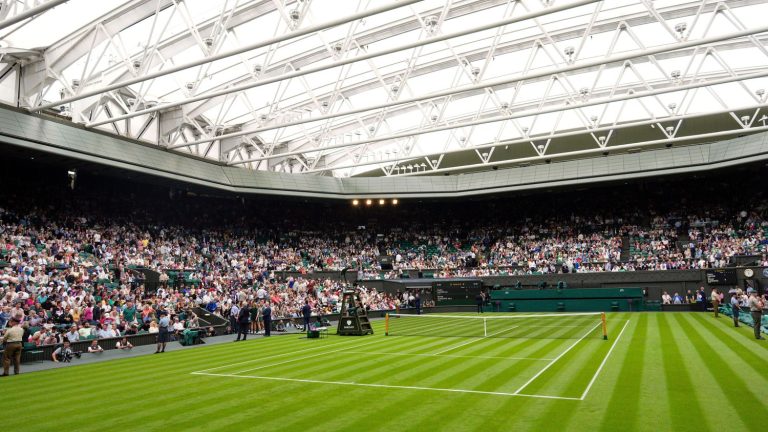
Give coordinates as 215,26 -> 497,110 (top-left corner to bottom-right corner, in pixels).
21,342 -> 44,363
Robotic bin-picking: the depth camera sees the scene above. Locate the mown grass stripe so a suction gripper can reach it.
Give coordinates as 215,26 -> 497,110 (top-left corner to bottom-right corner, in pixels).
657,313 -> 708,432
600,314 -> 644,430
688,312 -> 768,373
675,313 -> 768,430
4,312 -> 766,432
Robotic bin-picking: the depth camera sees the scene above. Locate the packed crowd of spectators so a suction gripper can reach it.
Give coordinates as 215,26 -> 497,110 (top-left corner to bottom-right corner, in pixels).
1,162 -> 768,352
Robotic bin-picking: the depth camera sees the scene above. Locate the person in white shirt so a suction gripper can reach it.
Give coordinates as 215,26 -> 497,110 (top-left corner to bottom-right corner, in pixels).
87,340 -> 104,353
78,322 -> 94,338
116,338 -> 133,350
64,326 -> 79,343
172,317 -> 185,338
661,292 -> 672,305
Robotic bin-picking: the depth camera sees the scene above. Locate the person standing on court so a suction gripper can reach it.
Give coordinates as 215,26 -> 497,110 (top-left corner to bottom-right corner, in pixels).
155,311 -> 171,353
301,300 -> 312,332
235,301 -> 250,341
262,301 -> 272,337
730,293 -> 741,327
414,293 -> 422,315
1,316 -> 24,376
711,288 -> 720,318
475,293 -> 484,313
229,301 -> 240,336
748,292 -> 765,340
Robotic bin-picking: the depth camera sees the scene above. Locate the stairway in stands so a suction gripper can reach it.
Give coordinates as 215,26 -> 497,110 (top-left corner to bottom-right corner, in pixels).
191,307 -> 228,327
620,236 -> 631,262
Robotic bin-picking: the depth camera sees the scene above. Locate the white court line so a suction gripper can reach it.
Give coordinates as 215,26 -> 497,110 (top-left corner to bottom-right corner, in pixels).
433,326 -> 519,355
191,371 -> 582,401
579,319 -> 631,400
512,321 -> 602,395
194,338 -> 356,373
222,338 -> 385,375
343,350 -> 553,362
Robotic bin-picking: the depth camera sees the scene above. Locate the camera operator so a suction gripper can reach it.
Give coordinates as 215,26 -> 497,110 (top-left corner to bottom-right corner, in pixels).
52,340 -> 81,363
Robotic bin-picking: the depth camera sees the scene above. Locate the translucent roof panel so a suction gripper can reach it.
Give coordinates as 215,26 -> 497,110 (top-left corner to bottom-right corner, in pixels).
0,0 -> 767,178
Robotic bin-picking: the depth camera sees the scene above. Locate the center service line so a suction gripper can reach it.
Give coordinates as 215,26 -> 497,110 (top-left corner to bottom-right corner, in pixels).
433,326 -> 520,355
513,321 -> 602,395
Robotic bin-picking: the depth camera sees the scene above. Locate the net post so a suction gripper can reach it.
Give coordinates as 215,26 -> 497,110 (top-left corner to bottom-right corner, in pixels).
601,312 -> 608,340
385,313 -> 389,336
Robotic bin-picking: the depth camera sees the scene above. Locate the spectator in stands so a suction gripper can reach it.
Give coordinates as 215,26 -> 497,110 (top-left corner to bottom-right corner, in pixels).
0,307 -> 10,329
116,337 -> 133,350
662,292 -> 672,305
685,290 -> 695,304
96,324 -> 113,339
673,293 -> 683,304
87,339 -> 104,354
122,301 -> 137,326
27,311 -> 43,327
78,322 -> 93,339
64,326 -> 80,343
41,327 -> 59,346
172,317 -> 185,337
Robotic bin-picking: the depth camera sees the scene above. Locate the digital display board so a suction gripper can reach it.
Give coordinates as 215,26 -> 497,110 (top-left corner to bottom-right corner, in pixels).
705,268 -> 737,285
433,280 -> 483,305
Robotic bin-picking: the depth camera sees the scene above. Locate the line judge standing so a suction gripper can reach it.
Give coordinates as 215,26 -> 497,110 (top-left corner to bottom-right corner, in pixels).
156,311 -> 171,353
748,292 -> 765,340
301,300 -> 312,332
262,301 -> 272,337
1,316 -> 23,376
235,301 -> 251,341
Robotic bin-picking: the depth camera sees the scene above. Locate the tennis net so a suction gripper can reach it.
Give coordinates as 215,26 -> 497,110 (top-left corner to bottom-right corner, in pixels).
385,312 -> 607,340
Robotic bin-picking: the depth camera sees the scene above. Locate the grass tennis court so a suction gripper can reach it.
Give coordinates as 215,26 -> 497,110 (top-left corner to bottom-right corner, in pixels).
6,312 -> 768,431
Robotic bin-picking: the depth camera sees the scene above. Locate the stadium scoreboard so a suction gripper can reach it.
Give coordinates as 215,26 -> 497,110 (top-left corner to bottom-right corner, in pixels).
705,268 -> 737,285
433,279 -> 483,305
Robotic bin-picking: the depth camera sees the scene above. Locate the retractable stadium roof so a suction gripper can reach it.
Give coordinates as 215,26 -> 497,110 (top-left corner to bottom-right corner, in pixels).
1,0 -> 767,179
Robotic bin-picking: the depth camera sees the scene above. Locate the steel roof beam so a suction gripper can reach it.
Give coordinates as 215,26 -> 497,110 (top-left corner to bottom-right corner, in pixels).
260,40 -> 762,155
306,102 -> 768,175
165,24 -> 768,152
0,0 -> 69,31
230,68 -> 768,166
84,0 -> 601,128
32,0 -> 423,111
177,0 -> 763,126
397,124 -> 768,177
